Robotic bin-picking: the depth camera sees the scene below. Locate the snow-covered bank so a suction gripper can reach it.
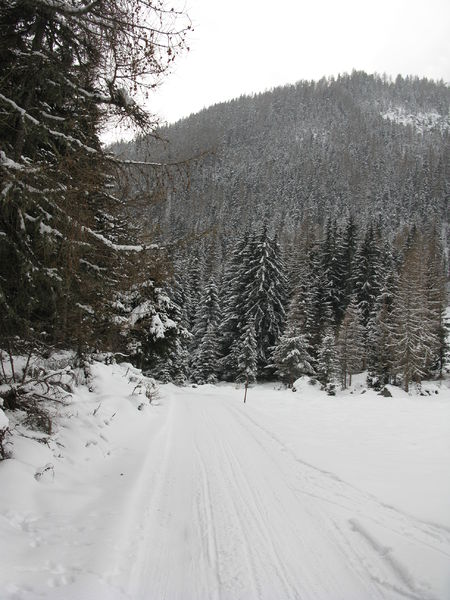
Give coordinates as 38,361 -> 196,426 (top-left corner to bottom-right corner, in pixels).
0,362 -> 163,600
1,366 -> 450,599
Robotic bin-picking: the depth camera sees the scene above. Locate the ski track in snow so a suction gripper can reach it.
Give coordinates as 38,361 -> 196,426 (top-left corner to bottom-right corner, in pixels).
123,389 -> 449,600
1,379 -> 449,600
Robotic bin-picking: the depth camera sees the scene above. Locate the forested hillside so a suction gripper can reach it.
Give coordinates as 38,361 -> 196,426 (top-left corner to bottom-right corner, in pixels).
117,72 -> 449,240
115,72 -> 449,391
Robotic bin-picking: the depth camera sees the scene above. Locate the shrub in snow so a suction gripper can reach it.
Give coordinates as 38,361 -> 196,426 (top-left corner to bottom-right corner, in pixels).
0,347 -> 77,453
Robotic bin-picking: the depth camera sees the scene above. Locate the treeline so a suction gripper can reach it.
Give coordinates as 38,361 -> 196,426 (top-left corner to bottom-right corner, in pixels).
158,218 -> 447,392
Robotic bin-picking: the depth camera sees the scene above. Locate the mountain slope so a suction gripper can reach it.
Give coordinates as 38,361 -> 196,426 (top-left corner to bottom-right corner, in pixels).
115,72 -> 449,243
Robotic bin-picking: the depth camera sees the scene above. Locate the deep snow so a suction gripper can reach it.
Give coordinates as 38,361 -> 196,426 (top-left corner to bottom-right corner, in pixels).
1,364 -> 449,599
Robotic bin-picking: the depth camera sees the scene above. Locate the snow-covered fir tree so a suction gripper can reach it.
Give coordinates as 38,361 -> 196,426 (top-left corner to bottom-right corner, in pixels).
219,232 -> 254,379
316,327 -> 339,390
353,225 -> 381,329
240,226 -> 287,378
231,320 -> 258,385
191,280 -> 221,383
191,324 -> 221,384
271,327 -> 314,387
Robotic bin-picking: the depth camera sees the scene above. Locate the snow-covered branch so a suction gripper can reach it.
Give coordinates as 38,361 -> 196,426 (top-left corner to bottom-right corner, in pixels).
36,0 -> 102,16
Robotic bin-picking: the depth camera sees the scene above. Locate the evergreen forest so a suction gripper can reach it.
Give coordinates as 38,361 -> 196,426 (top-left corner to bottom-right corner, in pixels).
114,72 -> 449,393
0,0 -> 448,407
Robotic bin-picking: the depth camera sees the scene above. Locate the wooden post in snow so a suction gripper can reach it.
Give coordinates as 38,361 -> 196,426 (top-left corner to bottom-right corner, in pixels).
243,373 -> 248,403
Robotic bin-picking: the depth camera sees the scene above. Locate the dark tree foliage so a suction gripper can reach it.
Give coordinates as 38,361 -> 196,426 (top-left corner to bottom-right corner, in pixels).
0,0 -> 190,352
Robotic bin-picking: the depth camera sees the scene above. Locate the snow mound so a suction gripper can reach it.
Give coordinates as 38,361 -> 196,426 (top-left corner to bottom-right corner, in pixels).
0,361 -> 161,599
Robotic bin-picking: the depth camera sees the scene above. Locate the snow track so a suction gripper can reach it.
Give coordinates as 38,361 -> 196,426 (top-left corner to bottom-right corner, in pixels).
123,388 -> 450,600
2,374 -> 449,599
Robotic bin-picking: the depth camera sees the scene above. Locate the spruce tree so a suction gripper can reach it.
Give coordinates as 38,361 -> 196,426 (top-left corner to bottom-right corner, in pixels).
336,214 -> 357,321
271,327 -> 314,387
423,226 -> 447,377
191,280 -> 221,383
241,227 -> 287,377
219,231 -> 253,379
321,218 -> 343,325
353,225 -> 381,329
191,324 -> 221,384
367,284 -> 395,388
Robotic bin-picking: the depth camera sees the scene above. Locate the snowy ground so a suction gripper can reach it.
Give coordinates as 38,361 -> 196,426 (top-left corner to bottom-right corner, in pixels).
1,363 -> 450,600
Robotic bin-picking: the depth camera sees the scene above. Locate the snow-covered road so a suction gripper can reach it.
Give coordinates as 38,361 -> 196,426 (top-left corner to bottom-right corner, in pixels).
1,366 -> 449,600
125,385 -> 450,600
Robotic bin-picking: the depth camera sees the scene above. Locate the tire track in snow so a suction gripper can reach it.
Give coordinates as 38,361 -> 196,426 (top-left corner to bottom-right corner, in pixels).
228,402 -> 450,556
195,402 -> 262,600
225,401 -> 448,599
196,395 -> 381,600
217,401 -> 385,599
125,392 -> 178,599
218,434 -> 305,600
125,389 -> 447,599
193,439 -> 221,600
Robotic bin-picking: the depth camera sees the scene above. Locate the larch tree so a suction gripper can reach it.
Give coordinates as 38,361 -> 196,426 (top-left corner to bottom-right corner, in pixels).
316,326 -> 339,390
336,295 -> 365,389
388,231 -> 442,391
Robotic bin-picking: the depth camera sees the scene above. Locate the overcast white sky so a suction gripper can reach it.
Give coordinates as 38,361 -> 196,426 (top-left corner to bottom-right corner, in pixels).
110,0 -> 450,139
